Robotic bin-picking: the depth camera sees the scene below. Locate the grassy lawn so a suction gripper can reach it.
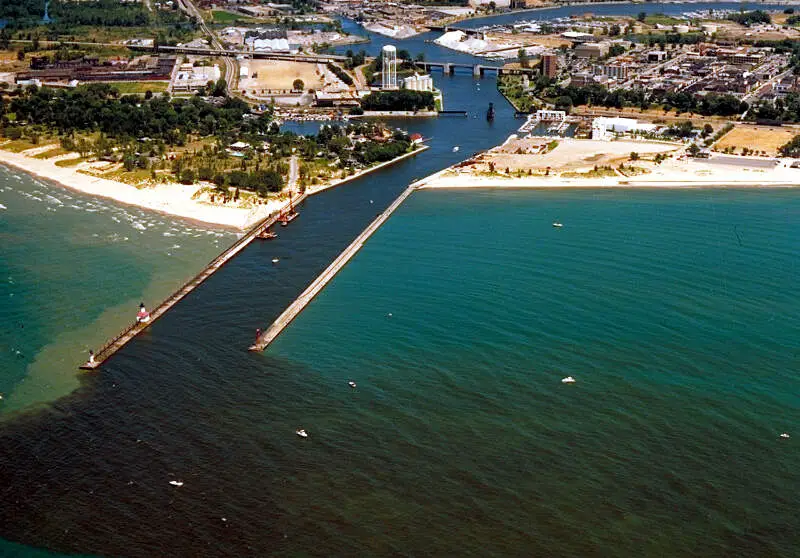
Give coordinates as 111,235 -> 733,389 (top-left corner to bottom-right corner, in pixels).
1,139 -> 38,152
211,10 -> 257,24
644,14 -> 684,26
55,157 -> 88,167
34,147 -> 71,159
108,81 -> 170,95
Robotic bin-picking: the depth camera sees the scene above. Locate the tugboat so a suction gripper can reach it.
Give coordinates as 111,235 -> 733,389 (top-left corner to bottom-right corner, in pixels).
256,225 -> 277,239
279,199 -> 299,226
486,102 -> 495,121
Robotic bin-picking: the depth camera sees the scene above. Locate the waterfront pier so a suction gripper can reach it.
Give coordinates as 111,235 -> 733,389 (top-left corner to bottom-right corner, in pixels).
79,193 -> 307,370
249,179 -> 423,352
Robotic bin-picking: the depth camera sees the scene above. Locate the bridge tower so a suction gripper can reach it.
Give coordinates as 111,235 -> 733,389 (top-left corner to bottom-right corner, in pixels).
381,45 -> 398,90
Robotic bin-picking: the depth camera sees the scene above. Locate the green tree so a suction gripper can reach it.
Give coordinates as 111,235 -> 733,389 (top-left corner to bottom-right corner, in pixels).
518,48 -> 529,69
292,79 -> 304,91
637,11 -> 647,22
179,169 -> 195,184
211,78 -> 227,97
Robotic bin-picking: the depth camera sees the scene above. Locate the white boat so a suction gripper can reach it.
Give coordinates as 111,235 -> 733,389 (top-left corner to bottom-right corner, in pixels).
780,433 -> 790,439
169,480 -> 184,487
272,258 -> 280,264
452,146 -> 460,152
296,429 -> 308,438
561,376 -> 576,384
348,381 -> 357,388
552,222 -> 563,228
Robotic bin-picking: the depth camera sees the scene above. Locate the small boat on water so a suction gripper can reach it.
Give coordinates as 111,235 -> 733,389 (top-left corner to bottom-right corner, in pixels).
552,222 -> 563,228
561,376 -> 576,384
486,102 -> 495,121
452,146 -> 460,152
296,429 -> 308,438
348,381 -> 357,389
272,258 -> 280,264
780,433 -> 790,439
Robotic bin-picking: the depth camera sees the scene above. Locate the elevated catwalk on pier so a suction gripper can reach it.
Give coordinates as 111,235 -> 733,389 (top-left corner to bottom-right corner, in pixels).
79,193 -> 306,370
249,180 -> 422,352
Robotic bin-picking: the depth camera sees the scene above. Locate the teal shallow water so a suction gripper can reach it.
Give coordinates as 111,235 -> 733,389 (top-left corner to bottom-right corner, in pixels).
265,188 -> 799,556
0,165 -> 233,411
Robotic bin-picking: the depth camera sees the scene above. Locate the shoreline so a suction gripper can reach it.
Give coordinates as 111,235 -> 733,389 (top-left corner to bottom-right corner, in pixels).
0,148 -> 279,230
306,144 -> 430,195
418,169 -> 800,190
0,143 -> 429,229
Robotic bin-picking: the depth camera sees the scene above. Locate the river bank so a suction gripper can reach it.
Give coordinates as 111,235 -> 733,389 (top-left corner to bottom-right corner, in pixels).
306,144 -> 429,195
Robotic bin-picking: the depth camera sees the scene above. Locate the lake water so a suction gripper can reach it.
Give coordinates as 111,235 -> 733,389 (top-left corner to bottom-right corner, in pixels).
1,2 -> 798,556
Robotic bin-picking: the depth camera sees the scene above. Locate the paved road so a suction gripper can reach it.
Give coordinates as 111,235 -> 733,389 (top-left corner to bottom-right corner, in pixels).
694,154 -> 779,168
179,0 -> 238,94
288,155 -> 299,190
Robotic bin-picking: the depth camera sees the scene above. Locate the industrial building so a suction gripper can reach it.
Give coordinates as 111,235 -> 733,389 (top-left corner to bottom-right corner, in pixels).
402,73 -> 434,92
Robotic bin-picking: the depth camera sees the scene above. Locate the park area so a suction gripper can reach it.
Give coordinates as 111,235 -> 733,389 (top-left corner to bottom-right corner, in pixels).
238,60 -> 325,94
713,125 -> 798,156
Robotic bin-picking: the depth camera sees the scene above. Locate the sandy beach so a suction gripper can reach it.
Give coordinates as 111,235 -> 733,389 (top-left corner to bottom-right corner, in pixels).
0,147 -> 283,230
420,136 -> 800,189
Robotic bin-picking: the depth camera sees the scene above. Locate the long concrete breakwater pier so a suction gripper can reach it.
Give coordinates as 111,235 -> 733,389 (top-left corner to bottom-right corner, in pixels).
79,193 -> 307,370
249,177 -> 424,352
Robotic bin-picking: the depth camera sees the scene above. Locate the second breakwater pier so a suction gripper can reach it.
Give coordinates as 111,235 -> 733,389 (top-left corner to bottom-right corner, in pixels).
249,177 -> 425,352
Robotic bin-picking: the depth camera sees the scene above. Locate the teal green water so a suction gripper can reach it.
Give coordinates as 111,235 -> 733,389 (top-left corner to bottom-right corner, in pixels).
266,188 -> 799,556
0,164 -> 233,412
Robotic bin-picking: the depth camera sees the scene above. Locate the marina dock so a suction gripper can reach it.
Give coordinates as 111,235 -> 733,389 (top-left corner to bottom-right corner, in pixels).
249,179 -> 422,352
80,193 -> 307,370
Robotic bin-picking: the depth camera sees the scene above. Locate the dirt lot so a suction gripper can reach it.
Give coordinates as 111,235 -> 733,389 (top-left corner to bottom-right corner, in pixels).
485,137 -> 680,172
713,125 -> 798,156
238,60 -> 325,93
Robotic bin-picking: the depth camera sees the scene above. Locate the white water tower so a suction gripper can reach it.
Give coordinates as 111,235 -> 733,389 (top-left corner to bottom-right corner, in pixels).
381,45 -> 398,90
